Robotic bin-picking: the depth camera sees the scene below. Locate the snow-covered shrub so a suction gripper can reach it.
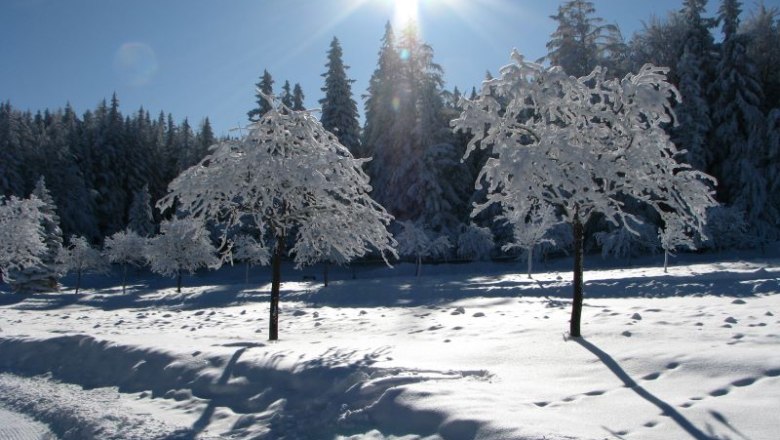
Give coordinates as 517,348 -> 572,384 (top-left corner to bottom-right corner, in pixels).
594,218 -> 660,262
396,220 -> 452,276
229,234 -> 270,284
701,205 -> 756,251
104,229 -> 148,294
0,195 -> 46,286
146,218 -> 220,293
503,203 -> 560,277
457,223 -> 495,261
61,236 -> 108,294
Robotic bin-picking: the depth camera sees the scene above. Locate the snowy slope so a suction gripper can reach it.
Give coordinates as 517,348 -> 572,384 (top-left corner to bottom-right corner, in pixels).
0,253 -> 778,439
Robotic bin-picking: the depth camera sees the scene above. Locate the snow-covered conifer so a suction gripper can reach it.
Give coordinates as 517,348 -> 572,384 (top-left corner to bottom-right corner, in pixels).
0,196 -> 46,286
62,235 -> 108,294
146,218 -> 220,293
7,177 -> 64,292
247,70 -> 274,122
104,229 -> 147,294
594,218 -> 659,263
457,223 -> 495,262
503,203 -> 560,278
453,51 -> 717,336
396,220 -> 451,276
158,95 -> 397,340
128,185 -> 155,237
320,37 -> 362,157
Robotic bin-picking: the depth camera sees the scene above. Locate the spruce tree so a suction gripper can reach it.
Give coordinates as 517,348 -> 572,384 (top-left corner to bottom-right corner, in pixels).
247,69 -> 274,121
280,80 -> 293,109
292,83 -> 306,111
8,177 -> 64,292
544,0 -> 624,77
128,184 -> 155,237
363,22 -> 401,168
320,37 -> 362,157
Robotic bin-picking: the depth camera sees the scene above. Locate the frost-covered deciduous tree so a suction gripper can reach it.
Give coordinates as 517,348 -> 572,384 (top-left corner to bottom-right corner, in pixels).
104,229 -> 147,294
230,234 -> 270,285
62,236 -> 107,294
453,51 -> 717,337
158,96 -> 396,340
503,203 -> 560,278
146,218 -> 219,294
0,196 -> 46,287
457,223 -> 495,262
658,213 -> 696,273
396,220 -> 451,277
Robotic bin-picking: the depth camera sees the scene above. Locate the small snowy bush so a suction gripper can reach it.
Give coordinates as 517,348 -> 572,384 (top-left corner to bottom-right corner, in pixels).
146,218 -> 220,293
457,223 -> 495,261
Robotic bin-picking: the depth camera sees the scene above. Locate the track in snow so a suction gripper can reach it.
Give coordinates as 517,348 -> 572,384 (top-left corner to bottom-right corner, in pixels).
0,406 -> 55,440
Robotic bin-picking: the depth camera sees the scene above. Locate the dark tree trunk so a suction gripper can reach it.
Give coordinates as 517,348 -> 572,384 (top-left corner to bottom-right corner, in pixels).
323,263 -> 329,287
269,234 -> 284,341
415,255 -> 421,277
570,216 -> 585,337
122,264 -> 127,295
176,269 -> 182,293
75,269 -> 82,295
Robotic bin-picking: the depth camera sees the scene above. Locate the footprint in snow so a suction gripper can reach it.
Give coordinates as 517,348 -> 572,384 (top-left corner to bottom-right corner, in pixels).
472,312 -> 485,318
533,401 -> 549,408
724,317 -> 738,324
666,362 -> 680,370
732,299 -> 746,305
642,372 -> 661,381
451,307 -> 465,316
709,388 -> 729,397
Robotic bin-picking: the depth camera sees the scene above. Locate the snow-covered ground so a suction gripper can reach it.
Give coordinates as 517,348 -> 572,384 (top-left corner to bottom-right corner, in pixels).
1,251 -> 779,440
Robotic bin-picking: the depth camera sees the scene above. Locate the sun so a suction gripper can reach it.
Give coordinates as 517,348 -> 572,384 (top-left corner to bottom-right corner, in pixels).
394,0 -> 419,25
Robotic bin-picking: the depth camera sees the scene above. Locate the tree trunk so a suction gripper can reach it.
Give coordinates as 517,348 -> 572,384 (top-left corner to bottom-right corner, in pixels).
527,247 -> 533,279
664,250 -> 669,273
323,263 -> 329,287
269,234 -> 284,341
570,216 -> 585,338
75,269 -> 82,295
122,264 -> 127,295
245,262 -> 250,285
416,255 -> 421,277
176,269 -> 182,293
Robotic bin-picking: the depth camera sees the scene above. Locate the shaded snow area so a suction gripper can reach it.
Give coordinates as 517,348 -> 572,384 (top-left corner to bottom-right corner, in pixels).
1,253 -> 779,440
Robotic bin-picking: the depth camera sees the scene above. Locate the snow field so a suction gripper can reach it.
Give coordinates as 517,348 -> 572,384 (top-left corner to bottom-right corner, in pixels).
0,258 -> 778,439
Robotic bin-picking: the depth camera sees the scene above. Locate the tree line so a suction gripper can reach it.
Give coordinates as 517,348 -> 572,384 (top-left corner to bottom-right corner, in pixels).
2,0 -> 779,271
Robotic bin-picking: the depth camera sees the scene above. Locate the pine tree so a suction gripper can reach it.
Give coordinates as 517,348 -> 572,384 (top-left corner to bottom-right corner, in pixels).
0,102 -> 25,197
280,80 -> 293,109
363,22 -> 401,166
544,0 -> 624,77
320,37 -> 362,157
292,83 -> 306,111
673,46 -> 712,171
743,3 -> 780,110
710,0 -> 769,240
128,185 -> 155,237
247,69 -> 274,121
7,177 -> 64,292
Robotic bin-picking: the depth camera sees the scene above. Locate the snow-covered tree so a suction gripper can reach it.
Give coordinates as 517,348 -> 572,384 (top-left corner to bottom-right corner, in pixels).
7,177 -> 64,292
247,69 -> 274,122
62,235 -> 108,294
503,202 -> 560,278
158,96 -> 397,340
146,218 -> 220,293
658,213 -> 697,273
457,223 -> 495,262
0,196 -> 46,287
673,46 -> 712,171
128,184 -> 155,237
396,220 -> 451,277
292,83 -> 306,111
544,1 -> 625,77
710,0 -> 770,241
229,234 -> 270,285
452,51 -> 717,337
320,37 -> 362,157
594,218 -> 659,263
104,229 -> 147,294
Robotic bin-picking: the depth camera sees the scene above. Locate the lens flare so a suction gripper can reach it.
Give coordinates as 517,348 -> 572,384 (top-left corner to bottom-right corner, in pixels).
391,96 -> 401,112
113,42 -> 158,87
394,0 -> 418,25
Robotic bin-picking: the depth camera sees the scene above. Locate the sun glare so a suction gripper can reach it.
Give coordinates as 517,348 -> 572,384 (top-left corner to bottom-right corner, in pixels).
394,0 -> 419,25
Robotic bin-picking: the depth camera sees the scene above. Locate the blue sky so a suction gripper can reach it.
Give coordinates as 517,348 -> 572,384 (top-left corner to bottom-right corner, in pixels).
0,0 -> 773,136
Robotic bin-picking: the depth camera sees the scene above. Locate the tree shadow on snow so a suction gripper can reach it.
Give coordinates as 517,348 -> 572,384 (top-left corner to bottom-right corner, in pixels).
574,338 -> 736,440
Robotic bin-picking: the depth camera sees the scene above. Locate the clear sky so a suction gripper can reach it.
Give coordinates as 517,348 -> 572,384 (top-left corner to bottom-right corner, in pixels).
0,0 -> 774,136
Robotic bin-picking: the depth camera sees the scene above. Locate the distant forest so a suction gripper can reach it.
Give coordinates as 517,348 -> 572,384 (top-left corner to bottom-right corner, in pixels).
1,0 -> 779,259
